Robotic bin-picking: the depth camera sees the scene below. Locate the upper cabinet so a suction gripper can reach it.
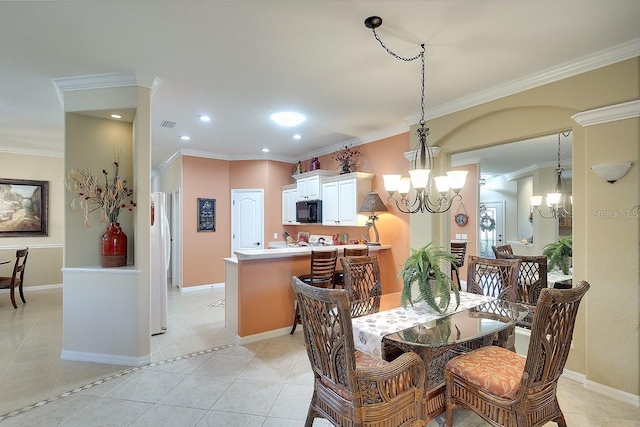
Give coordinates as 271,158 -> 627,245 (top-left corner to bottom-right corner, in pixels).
322,172 -> 374,226
281,184 -> 299,225
295,170 -> 337,201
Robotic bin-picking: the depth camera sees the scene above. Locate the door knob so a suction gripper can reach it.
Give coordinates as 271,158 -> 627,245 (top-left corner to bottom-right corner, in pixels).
254,242 -> 260,246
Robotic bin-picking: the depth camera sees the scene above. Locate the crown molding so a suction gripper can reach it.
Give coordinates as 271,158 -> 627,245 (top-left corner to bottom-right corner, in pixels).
406,38 -> 640,124
53,71 -> 160,92
0,146 -> 63,158
571,99 -> 640,127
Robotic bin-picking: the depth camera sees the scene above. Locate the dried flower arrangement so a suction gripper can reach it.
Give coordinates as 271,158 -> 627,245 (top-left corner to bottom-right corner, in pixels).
332,144 -> 360,174
65,156 -> 136,227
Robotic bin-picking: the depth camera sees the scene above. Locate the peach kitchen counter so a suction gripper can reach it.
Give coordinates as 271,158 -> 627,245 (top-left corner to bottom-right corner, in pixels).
224,245 -> 391,344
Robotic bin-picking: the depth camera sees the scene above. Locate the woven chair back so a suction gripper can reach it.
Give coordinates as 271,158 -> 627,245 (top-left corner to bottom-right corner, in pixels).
466,256 -> 520,302
340,255 -> 381,317
491,244 -> 513,258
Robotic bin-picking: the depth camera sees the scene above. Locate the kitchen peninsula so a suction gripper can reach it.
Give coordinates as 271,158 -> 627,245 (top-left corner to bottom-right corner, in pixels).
224,245 -> 391,343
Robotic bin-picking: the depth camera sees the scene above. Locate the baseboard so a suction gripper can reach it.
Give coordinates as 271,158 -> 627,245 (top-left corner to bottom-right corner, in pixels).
60,349 -> 151,367
584,378 -> 640,408
0,283 -> 62,294
234,326 -> 298,345
180,282 -> 225,292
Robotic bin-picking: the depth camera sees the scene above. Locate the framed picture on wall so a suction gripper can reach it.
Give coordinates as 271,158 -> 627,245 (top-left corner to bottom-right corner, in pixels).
0,178 -> 49,237
197,198 -> 215,232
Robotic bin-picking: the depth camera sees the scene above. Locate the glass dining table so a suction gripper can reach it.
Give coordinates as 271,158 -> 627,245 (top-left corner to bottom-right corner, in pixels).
351,292 -> 528,423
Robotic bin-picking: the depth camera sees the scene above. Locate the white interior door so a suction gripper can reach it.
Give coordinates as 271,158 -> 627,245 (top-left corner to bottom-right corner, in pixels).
231,189 -> 264,255
479,201 -> 505,257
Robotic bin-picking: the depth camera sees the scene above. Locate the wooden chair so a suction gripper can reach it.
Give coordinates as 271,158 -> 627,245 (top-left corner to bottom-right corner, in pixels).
495,252 -> 548,329
333,246 -> 369,289
0,248 -> 29,309
444,281 -> 590,427
340,255 -> 381,317
450,242 -> 467,290
491,243 -> 513,258
290,248 -> 338,334
291,276 -> 426,427
466,256 -> 521,350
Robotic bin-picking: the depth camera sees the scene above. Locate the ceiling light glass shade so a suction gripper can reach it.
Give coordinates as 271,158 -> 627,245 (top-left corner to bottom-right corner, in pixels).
546,192 -> 561,206
409,168 -> 430,190
383,174 -> 402,193
530,195 -> 543,207
434,176 -> 451,193
447,170 -> 468,191
270,112 -> 306,127
397,177 -> 412,196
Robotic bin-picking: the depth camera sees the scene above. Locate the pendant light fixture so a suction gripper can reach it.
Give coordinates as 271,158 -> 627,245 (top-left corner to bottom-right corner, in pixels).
530,132 -> 572,220
364,16 -> 467,214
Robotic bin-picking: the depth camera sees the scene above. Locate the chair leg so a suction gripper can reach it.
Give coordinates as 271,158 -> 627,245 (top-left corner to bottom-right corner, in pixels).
290,301 -> 300,334
444,371 -> 455,427
19,282 -> 25,304
9,285 -> 17,309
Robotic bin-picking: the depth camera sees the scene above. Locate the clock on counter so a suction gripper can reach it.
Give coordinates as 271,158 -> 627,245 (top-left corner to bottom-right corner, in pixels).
454,202 -> 469,226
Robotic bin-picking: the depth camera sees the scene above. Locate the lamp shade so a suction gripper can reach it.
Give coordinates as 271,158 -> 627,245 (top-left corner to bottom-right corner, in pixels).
591,161 -> 633,183
359,192 -> 388,213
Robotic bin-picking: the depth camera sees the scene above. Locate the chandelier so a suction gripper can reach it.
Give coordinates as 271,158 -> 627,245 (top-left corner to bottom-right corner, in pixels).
364,16 -> 467,214
530,132 -> 572,219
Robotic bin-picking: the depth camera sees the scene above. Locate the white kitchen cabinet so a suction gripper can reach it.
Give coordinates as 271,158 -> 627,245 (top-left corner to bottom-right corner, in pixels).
294,170 -> 336,200
322,172 -> 374,226
281,184 -> 299,225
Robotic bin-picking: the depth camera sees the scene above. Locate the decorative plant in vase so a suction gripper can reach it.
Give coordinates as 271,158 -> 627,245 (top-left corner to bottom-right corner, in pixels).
542,235 -> 572,274
399,241 -> 460,314
332,144 -> 360,174
65,156 -> 136,268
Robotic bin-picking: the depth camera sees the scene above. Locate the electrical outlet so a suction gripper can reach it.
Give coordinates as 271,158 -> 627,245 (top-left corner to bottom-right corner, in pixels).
274,232 -> 278,239
461,234 -> 467,239
455,234 -> 461,239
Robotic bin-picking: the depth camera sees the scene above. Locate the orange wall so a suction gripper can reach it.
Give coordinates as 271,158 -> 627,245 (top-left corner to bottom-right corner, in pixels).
449,163 -> 479,281
182,156 -> 231,287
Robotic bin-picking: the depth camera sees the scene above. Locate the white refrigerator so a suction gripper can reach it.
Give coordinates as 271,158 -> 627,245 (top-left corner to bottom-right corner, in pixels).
151,192 -> 171,335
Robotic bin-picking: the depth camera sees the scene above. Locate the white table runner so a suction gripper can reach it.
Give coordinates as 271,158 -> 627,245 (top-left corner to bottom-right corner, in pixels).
351,292 -> 493,358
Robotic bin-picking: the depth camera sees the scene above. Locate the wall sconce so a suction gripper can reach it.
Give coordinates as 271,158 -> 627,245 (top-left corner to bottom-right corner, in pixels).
591,162 -> 633,183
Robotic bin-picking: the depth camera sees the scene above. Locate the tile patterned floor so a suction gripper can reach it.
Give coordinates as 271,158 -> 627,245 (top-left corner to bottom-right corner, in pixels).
0,286 -> 638,426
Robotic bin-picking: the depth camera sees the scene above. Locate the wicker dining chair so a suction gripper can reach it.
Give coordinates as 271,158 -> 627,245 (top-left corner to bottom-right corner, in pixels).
450,242 -> 467,290
0,248 -> 29,309
291,276 -> 426,427
444,281 -> 590,427
466,256 -> 521,350
290,249 -> 338,334
340,255 -> 381,318
333,246 -> 369,289
495,252 -> 548,329
491,244 -> 513,258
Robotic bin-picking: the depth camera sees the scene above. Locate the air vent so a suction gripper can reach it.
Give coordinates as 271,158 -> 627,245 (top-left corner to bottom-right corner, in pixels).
159,120 -> 176,128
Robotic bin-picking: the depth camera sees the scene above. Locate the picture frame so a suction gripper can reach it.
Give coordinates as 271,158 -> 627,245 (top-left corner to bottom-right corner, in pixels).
197,198 -> 215,232
0,178 -> 49,237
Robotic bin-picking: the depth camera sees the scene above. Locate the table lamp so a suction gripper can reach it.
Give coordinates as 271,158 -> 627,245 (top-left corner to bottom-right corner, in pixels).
358,192 -> 388,246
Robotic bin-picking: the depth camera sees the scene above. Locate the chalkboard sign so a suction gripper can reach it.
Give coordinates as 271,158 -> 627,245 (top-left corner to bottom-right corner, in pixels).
197,198 -> 216,232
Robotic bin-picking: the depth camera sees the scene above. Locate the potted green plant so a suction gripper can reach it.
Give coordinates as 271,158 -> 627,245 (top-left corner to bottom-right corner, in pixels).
542,235 -> 573,274
399,241 -> 460,314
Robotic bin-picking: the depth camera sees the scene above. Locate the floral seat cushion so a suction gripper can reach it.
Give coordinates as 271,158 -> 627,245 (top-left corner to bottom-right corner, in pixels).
445,345 -> 526,399
320,351 -> 389,401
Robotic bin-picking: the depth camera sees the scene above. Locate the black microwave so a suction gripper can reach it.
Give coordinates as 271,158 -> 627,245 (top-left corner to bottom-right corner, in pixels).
296,200 -> 322,223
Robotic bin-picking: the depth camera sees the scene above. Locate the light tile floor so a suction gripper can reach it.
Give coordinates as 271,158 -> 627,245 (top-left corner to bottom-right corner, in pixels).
1,286 -> 638,426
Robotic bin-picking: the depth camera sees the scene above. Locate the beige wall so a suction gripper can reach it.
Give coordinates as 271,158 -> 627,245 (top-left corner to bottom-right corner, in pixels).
415,57 -> 639,396
0,152 -> 64,287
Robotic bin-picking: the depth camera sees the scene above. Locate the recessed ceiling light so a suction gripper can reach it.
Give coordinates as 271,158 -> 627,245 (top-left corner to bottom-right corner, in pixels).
293,134 -> 302,140
198,115 -> 211,122
180,135 -> 191,141
270,112 -> 306,127
262,148 -> 270,153
110,114 -> 122,119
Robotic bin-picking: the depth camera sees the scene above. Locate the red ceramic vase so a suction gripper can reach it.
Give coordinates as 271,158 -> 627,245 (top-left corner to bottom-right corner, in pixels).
101,222 -> 127,268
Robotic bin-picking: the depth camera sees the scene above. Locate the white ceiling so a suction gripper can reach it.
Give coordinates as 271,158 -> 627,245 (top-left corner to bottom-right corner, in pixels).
1,1 -> 639,172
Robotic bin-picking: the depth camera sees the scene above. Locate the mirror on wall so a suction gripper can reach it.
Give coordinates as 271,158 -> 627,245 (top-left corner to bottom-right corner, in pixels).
452,133 -> 572,256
